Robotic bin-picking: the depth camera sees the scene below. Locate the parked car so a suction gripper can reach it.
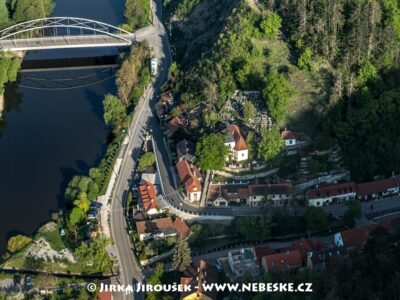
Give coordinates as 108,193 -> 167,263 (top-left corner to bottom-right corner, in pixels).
87,211 -> 98,220
25,275 -> 32,288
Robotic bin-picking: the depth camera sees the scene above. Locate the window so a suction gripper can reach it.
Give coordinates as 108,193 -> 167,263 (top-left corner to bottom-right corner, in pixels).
242,153 -> 244,157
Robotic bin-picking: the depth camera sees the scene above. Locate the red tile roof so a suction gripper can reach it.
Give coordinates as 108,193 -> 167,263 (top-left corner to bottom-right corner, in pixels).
356,176 -> 400,197
136,217 -> 175,236
339,223 -> 391,249
224,124 -> 248,151
165,117 -> 185,136
262,249 -> 302,272
173,218 -> 191,239
291,238 -> 319,263
248,183 -> 293,196
281,130 -> 296,140
98,291 -> 112,300
254,247 -> 275,265
176,159 -> 202,193
135,217 -> 191,239
306,182 -> 356,200
138,180 -> 157,213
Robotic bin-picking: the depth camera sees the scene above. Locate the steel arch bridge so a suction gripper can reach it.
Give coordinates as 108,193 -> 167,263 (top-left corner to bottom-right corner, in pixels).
0,17 -> 136,51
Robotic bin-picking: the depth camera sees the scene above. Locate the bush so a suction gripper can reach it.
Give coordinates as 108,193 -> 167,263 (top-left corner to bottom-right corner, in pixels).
7,235 -> 32,253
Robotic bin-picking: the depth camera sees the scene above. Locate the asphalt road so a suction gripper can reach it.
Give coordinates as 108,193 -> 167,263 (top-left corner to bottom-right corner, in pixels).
110,1 -> 171,299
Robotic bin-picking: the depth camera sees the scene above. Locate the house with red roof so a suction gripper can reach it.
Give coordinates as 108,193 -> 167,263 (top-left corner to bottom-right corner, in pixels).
306,181 -> 356,206
135,217 -> 191,241
138,180 -> 158,215
261,249 -> 302,273
222,124 -> 248,162
165,117 -> 187,137
356,175 -> 400,201
334,223 -> 391,250
281,130 -> 297,147
291,238 -> 321,264
176,158 -> 202,202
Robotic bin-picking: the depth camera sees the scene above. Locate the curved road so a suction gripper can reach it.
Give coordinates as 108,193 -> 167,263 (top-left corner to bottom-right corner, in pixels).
110,0 -> 171,299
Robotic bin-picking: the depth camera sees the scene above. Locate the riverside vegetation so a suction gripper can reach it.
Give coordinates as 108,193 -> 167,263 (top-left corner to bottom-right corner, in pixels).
0,0 -> 56,93
2,7 -> 151,279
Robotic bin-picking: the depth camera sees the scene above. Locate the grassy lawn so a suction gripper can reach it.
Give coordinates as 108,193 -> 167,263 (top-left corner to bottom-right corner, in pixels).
36,227 -> 65,252
285,68 -> 329,136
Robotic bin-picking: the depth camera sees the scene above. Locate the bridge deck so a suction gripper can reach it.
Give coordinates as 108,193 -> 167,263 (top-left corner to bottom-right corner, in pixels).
0,34 -> 135,51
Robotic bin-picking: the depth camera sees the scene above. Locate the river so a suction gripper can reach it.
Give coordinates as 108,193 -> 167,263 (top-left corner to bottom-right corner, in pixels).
0,0 -> 126,254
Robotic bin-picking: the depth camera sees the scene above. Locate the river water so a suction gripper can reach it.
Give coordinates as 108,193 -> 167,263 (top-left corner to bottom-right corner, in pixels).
0,0 -> 125,254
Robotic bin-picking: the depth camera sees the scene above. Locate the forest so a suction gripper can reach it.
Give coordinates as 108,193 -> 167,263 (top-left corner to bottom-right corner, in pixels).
164,0 -> 400,181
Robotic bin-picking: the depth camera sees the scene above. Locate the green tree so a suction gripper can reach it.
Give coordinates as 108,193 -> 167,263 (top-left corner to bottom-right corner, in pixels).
246,131 -> 257,161
0,55 -> 22,91
243,100 -> 256,121
263,73 -> 294,123
260,12 -> 282,39
124,0 -> 151,31
73,192 -> 90,213
305,206 -> 328,231
75,238 -> 113,273
204,111 -> 219,128
232,217 -> 273,241
196,133 -> 228,171
10,0 -> 54,23
257,126 -> 284,162
7,235 -> 32,253
0,0 -> 9,27
146,263 -> 164,300
297,47 -> 313,70
172,237 -> 192,272
344,199 -> 362,226
358,60 -> 377,85
103,94 -> 127,130
139,152 -> 156,170
69,207 -> 85,226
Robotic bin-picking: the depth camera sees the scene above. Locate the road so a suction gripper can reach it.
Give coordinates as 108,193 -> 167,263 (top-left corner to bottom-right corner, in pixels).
109,0 -> 171,300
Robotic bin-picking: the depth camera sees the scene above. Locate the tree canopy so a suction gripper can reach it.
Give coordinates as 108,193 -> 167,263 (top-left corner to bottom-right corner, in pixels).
139,152 -> 156,170
196,133 -> 228,171
257,126 -> 284,162
305,206 -> 328,231
10,0 -> 54,22
231,216 -> 274,241
7,234 -> 32,253
103,94 -> 127,130
172,237 -> 192,272
263,72 -> 294,123
0,0 -> 9,27
344,199 -> 362,226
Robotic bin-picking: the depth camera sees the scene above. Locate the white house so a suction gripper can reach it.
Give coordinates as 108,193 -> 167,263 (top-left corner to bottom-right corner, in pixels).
176,158 -> 202,202
247,183 -> 293,207
281,130 -> 297,147
307,182 -> 356,206
223,124 -> 248,162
